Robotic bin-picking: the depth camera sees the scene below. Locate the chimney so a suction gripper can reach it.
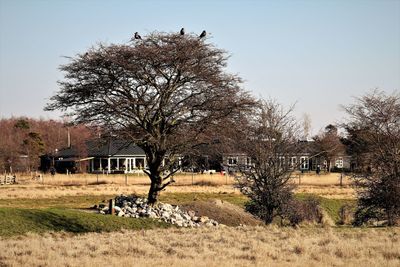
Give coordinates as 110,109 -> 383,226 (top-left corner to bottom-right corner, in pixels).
67,128 -> 71,148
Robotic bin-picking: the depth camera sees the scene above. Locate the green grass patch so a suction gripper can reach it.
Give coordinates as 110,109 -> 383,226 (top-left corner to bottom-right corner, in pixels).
159,192 -> 248,207
0,193 -> 248,209
0,207 -> 169,237
295,193 -> 356,223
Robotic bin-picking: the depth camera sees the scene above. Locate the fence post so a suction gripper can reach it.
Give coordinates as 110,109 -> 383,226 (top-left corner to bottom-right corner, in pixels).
340,173 -> 343,187
109,199 -> 115,215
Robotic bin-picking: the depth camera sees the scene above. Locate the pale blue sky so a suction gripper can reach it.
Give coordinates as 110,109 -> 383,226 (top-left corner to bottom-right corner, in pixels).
0,0 -> 399,133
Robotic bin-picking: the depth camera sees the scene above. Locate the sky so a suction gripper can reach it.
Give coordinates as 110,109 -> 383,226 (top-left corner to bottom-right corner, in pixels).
0,0 -> 399,134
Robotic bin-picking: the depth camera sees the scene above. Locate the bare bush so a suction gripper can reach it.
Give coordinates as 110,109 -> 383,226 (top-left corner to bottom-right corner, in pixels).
338,204 -> 355,225
234,99 -> 302,224
281,197 -> 323,226
344,90 -> 400,226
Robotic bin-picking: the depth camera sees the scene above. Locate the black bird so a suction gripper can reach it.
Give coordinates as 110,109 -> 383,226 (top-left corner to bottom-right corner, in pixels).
199,30 -> 206,39
134,32 -> 142,40
180,28 -> 185,35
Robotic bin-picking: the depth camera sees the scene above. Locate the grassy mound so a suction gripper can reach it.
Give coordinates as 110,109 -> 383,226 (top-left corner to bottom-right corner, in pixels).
0,192 -> 358,238
181,199 -> 263,226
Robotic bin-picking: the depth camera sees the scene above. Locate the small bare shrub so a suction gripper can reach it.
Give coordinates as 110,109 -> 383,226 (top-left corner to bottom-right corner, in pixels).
193,180 -> 219,187
282,197 -> 323,226
87,180 -> 109,185
338,204 -> 355,225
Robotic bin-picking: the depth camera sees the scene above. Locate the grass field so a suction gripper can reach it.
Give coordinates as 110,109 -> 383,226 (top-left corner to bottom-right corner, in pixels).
0,208 -> 169,237
0,226 -> 398,266
0,172 -> 397,267
0,172 -> 354,200
15,171 -> 352,187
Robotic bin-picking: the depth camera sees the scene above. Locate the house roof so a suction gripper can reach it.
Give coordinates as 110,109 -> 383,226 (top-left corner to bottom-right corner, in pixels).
296,140 -> 315,155
88,139 -> 145,157
52,139 -> 145,158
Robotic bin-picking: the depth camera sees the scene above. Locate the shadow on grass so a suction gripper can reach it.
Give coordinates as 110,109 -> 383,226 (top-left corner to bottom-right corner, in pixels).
0,208 -> 170,237
20,210 -> 92,233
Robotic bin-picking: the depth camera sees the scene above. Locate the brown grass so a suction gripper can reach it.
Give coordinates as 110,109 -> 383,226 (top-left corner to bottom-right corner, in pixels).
0,184 -> 240,200
0,172 -> 356,200
0,226 -> 398,266
15,172 -> 236,186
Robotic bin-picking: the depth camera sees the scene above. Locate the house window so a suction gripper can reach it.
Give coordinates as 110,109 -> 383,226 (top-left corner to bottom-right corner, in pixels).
279,156 -> 285,167
227,157 -> 238,165
291,157 -> 297,168
246,157 -> 251,166
335,157 -> 343,168
300,156 -> 309,170
136,158 -> 145,169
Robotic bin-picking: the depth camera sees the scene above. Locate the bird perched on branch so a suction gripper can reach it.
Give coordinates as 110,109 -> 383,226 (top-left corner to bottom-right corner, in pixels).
134,32 -> 142,40
180,28 -> 185,35
199,30 -> 206,39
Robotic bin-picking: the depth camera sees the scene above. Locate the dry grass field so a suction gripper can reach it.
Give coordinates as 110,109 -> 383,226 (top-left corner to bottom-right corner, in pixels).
14,171 -> 351,187
0,172 -> 355,199
2,171 -> 393,267
0,226 -> 399,267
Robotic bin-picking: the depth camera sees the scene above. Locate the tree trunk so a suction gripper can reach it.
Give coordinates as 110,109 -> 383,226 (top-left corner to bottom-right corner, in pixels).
387,209 -> 395,226
264,207 -> 274,224
147,176 -> 162,205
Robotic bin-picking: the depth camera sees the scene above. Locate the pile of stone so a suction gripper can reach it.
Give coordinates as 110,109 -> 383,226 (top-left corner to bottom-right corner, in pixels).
98,195 -> 219,228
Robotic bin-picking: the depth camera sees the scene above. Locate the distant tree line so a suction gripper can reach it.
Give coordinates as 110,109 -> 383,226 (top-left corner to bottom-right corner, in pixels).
0,117 -> 93,173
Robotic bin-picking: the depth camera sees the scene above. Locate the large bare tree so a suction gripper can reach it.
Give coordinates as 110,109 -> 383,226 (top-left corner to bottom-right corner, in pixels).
46,31 -> 253,204
344,90 -> 400,226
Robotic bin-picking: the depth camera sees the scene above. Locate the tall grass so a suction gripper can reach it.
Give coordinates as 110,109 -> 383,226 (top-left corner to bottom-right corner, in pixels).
15,172 -> 236,188
0,226 -> 398,266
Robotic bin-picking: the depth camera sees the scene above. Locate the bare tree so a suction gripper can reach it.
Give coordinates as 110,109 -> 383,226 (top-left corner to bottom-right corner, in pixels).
45,31 -> 254,204
312,124 -> 345,172
344,90 -> 400,226
234,99 -> 302,224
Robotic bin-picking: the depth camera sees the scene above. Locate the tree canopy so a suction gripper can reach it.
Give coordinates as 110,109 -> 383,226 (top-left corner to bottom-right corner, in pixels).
46,31 -> 254,203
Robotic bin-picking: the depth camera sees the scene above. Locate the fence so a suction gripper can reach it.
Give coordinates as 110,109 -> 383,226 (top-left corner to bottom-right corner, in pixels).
0,175 -> 16,185
14,172 -> 237,186
10,171 -> 352,187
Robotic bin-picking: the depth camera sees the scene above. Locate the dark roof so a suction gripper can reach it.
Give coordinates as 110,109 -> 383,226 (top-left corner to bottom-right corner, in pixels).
53,147 -> 77,158
297,140 -> 315,155
87,139 -> 145,157
52,139 -> 145,158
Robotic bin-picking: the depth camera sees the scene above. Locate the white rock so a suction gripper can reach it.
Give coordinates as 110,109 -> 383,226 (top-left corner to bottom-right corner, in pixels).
199,216 -> 209,223
118,210 -> 125,217
182,214 -> 191,221
162,204 -> 173,211
114,206 -> 122,212
188,210 -> 196,218
161,211 -> 171,219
